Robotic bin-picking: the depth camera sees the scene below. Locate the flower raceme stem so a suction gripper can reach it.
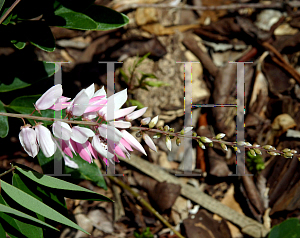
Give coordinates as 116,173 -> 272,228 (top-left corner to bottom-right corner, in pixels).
2,83 -> 299,166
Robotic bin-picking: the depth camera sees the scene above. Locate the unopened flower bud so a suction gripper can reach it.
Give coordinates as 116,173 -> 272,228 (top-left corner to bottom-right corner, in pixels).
284,152 -> 293,158
198,141 -> 205,150
282,148 -> 291,153
192,132 -> 197,137
200,137 -> 212,143
221,143 -> 227,151
166,135 -> 171,151
169,135 -> 174,139
254,148 -> 262,155
216,133 -> 226,140
290,150 -> 298,154
249,149 -> 256,157
164,125 -> 170,131
262,145 -> 273,150
153,133 -> 161,139
208,142 -> 213,147
157,126 -> 163,131
149,115 -> 159,129
141,117 -> 151,125
268,151 -> 278,156
237,141 -> 245,146
176,138 -> 181,146
169,128 -> 175,133
233,146 -> 241,153
245,142 -> 252,146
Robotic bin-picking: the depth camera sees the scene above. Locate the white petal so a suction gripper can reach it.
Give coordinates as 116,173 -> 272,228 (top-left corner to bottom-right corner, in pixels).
35,84 -> 62,110
63,155 -> 79,169
67,90 -> 90,116
84,83 -> 95,99
109,120 -> 131,128
143,133 -> 157,152
107,88 -> 127,111
19,126 -> 39,157
125,107 -> 148,121
121,130 -> 147,155
71,126 -> 95,144
108,106 -> 137,121
93,86 -> 107,98
91,136 -> 114,160
52,121 -> 72,140
35,124 -> 57,157
98,124 -> 123,142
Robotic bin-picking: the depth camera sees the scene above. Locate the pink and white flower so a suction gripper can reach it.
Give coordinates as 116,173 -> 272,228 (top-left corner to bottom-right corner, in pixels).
19,124 -> 39,158
34,123 -> 57,157
35,84 -> 63,111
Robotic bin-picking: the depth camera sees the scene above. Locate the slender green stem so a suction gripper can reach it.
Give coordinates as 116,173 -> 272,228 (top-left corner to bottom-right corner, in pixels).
0,167 -> 15,178
0,0 -> 21,24
108,175 -> 185,238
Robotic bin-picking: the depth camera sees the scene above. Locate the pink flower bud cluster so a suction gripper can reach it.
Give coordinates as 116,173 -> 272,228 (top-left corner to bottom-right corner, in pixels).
19,84 -> 150,168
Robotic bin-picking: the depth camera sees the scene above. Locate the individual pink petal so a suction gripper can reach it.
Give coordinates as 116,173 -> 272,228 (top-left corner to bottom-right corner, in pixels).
82,111 -> 98,120
34,123 -> 57,157
19,124 -> 39,158
120,138 -> 133,151
71,126 -> 95,144
87,141 -> 98,160
84,99 -> 107,113
125,107 -> 148,121
52,121 -> 72,140
35,84 -> 62,111
49,96 -> 71,110
75,141 -> 92,163
109,120 -> 131,128
60,139 -> 73,158
141,117 -> 151,125
143,133 -> 157,152
121,130 -> 147,156
109,142 -> 126,159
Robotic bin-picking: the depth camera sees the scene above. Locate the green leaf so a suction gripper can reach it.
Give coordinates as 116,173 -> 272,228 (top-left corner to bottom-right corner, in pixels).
0,218 -> 6,238
23,21 -> 56,52
11,40 -> 26,50
6,95 -> 66,126
0,6 -> 12,25
12,172 -> 68,219
49,5 -> 98,30
119,68 -> 129,83
136,53 -> 151,67
0,100 -> 8,138
0,61 -> 56,92
15,162 -> 111,201
1,180 -> 90,235
0,0 -> 5,12
82,5 -> 129,30
128,99 -> 144,109
143,80 -> 169,87
268,218 -> 300,238
0,196 -> 59,233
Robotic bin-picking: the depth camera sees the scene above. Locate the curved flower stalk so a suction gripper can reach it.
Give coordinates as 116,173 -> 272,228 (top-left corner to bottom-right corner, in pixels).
16,83 -> 300,169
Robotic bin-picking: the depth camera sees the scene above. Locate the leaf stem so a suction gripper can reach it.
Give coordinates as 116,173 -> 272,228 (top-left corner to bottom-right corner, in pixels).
0,0 -> 21,24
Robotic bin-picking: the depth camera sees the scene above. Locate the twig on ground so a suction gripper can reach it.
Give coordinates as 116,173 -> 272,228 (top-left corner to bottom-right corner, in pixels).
114,1 -> 300,13
107,175 -> 185,238
118,154 -> 270,238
